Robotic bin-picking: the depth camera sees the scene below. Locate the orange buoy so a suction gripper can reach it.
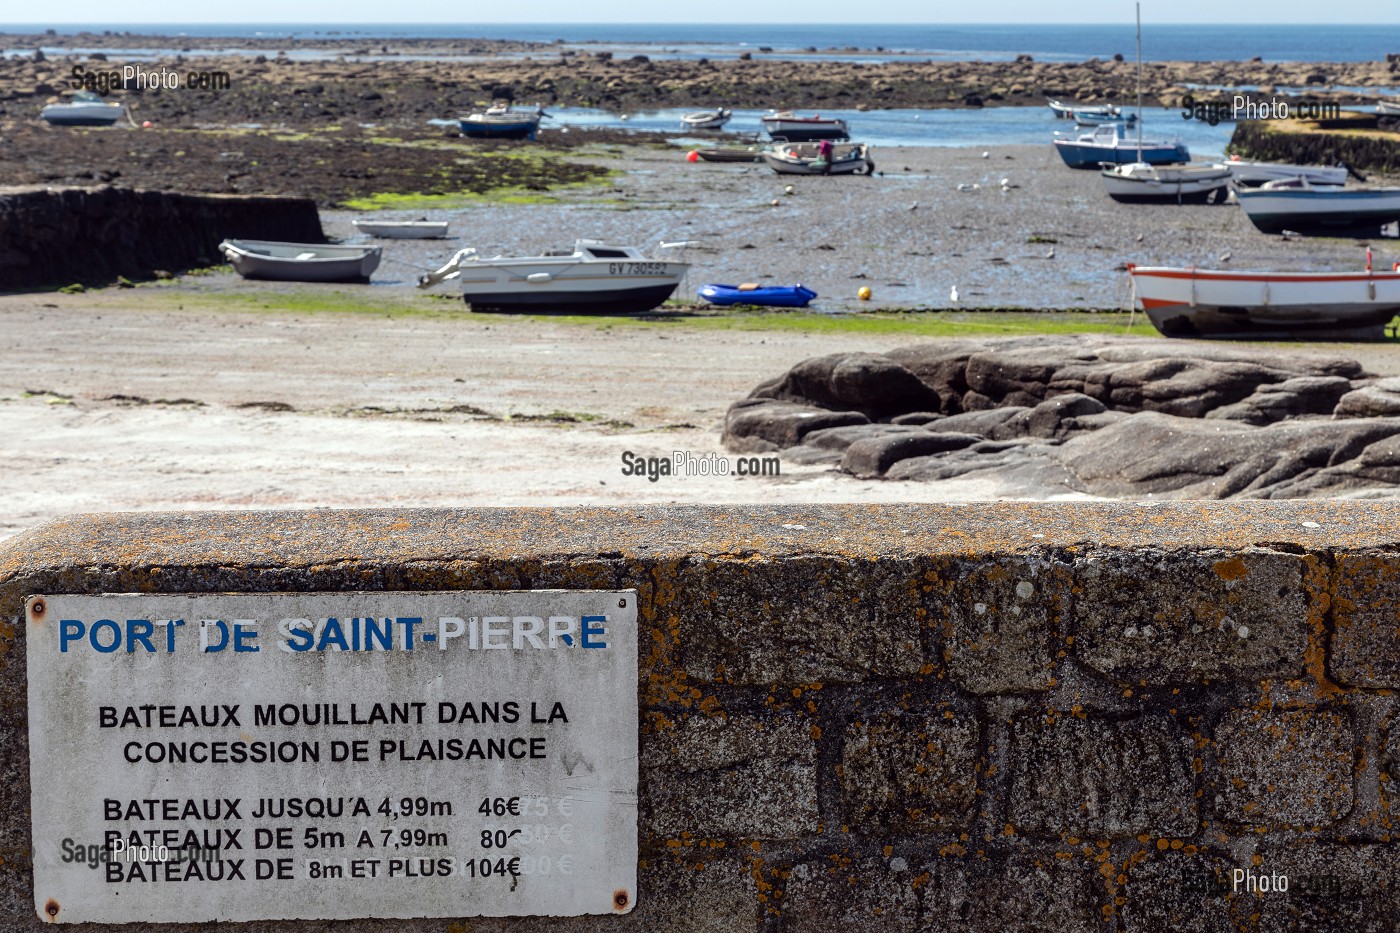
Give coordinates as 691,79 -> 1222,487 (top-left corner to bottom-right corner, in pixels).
686,150 -> 699,162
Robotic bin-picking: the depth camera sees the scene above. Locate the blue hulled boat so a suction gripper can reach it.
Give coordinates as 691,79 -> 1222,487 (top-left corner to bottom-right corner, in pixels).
1053,123 -> 1188,169
699,284 -> 817,308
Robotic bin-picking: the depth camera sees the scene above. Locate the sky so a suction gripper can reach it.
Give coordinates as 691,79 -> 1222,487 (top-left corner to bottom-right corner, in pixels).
5,1 -> 1400,24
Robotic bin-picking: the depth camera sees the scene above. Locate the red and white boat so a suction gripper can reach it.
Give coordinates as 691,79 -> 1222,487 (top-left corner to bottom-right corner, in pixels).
760,111 -> 849,141
1128,263 -> 1400,340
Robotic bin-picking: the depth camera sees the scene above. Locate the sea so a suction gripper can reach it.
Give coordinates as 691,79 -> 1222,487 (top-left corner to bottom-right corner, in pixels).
4,23 -> 1400,63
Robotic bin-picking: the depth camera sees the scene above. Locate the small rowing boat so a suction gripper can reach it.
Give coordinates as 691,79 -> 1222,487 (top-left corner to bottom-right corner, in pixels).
1129,263 -> 1400,340
1217,157 -> 1348,188
693,147 -> 765,163
1101,161 -> 1232,203
681,108 -> 731,130
220,240 -> 382,283
763,141 -> 873,175
698,283 -> 817,307
352,220 -> 450,239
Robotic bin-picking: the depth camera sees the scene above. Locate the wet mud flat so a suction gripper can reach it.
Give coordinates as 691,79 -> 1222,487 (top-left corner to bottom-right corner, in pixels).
307,143 -> 1400,311
5,125 -> 1397,307
0,121 -> 624,208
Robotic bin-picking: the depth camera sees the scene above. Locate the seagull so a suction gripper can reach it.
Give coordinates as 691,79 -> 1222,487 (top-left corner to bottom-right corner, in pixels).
981,151 -> 990,159
950,285 -> 960,303
1134,233 -> 1144,242
999,177 -> 1017,189
1282,230 -> 1299,240
1045,247 -> 1056,259
1218,250 -> 1232,263
956,183 -> 976,192
908,200 -> 918,210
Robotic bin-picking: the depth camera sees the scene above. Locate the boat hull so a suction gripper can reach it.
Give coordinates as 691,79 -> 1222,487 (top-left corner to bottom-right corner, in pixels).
1221,160 -> 1347,187
762,119 -> 849,141
352,221 -> 450,239
1131,266 -> 1400,339
764,143 -> 870,175
1102,167 -> 1232,203
1055,139 -> 1189,168
456,259 -> 688,314
682,109 -> 731,130
699,284 -> 817,307
458,118 -> 540,140
40,104 -> 124,126
696,148 -> 764,163
221,240 -> 382,283
461,283 -> 681,314
1235,189 -> 1400,234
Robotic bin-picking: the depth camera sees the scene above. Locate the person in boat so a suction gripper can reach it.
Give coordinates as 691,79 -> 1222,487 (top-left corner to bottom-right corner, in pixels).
818,139 -> 834,174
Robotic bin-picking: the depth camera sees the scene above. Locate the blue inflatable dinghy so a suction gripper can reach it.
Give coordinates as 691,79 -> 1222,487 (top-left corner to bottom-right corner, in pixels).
698,283 -> 817,308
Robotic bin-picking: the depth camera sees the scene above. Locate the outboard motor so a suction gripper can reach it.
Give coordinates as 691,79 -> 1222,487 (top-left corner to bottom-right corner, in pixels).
1339,160 -> 1368,182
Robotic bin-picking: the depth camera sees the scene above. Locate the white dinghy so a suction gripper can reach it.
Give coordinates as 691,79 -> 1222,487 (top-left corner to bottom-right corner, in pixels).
220,240 -> 383,283
352,220 -> 451,239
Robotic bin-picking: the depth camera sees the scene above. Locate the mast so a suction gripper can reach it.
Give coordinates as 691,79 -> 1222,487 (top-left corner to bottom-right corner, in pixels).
1136,2 -> 1143,161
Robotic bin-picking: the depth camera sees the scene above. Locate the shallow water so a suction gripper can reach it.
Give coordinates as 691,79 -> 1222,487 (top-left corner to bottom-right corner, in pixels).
433,106 -> 1239,156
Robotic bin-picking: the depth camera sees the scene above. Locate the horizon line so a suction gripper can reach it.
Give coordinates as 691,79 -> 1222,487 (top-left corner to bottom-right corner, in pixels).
4,20 -> 1400,26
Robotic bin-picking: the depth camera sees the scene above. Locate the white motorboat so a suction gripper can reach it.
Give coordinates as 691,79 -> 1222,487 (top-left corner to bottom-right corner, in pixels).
1217,157 -> 1348,187
1376,100 -> 1400,117
416,240 -> 690,313
1101,161 -> 1232,203
351,220 -> 450,239
1235,183 -> 1400,234
763,142 -> 873,175
760,111 -> 849,141
220,240 -> 382,283
681,108 -> 732,130
1129,264 -> 1400,339
40,90 -> 125,127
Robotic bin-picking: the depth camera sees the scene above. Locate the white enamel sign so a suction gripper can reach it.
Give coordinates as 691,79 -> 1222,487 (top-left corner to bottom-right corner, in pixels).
25,591 -> 638,923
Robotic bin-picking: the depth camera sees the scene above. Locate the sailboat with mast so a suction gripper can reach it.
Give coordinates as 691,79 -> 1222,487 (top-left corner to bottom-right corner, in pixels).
1099,5 -> 1229,201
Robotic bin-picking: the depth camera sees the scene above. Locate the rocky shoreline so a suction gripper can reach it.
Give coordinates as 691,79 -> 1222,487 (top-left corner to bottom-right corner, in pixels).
0,45 -> 1396,122
724,337 -> 1400,499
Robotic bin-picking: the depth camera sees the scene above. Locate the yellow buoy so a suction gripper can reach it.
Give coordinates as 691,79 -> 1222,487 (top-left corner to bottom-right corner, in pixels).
857,286 -> 872,301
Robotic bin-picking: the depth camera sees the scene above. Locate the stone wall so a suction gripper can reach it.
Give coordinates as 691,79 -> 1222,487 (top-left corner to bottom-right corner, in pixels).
1,503 -> 1398,931
0,185 -> 323,289
1228,118 -> 1400,175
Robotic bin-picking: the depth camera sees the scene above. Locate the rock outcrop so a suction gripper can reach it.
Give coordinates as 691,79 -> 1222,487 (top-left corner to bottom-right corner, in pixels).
723,336 -> 1400,499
